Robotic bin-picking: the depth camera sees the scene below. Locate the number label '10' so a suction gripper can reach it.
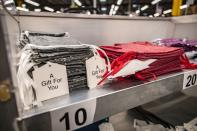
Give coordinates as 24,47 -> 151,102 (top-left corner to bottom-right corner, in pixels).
186,74 -> 197,87
51,99 -> 96,131
59,108 -> 87,130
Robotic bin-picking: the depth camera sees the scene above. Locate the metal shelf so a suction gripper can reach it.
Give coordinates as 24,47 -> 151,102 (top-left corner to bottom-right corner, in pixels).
16,11 -> 171,21
1,10 -> 197,131
15,12 -> 197,23
17,70 -> 192,131
172,14 -> 197,24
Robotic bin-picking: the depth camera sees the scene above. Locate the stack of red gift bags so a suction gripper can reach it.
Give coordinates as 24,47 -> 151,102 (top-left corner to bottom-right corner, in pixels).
99,42 -> 197,83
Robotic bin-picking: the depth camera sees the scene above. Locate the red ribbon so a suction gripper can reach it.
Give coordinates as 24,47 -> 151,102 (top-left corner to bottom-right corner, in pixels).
180,54 -> 197,69
98,51 -> 136,85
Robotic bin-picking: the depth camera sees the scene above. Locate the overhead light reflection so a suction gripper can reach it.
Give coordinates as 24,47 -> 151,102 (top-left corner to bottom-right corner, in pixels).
180,4 -> 188,9
16,6 -> 29,12
112,10 -> 116,15
101,7 -> 107,11
34,8 -> 41,12
56,11 -> 61,13
163,9 -> 172,14
117,0 -> 123,5
74,0 -> 82,6
109,4 -> 115,15
44,6 -> 54,12
151,0 -> 162,5
24,0 -> 40,7
129,14 -> 133,17
141,5 -> 149,11
22,4 -> 26,8
114,6 -> 119,11
154,12 -> 160,17
6,7 -> 13,10
86,11 -> 91,15
135,10 -> 140,14
4,0 -> 14,5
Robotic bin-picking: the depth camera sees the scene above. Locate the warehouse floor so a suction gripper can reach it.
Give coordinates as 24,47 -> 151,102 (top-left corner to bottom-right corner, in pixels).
110,87 -> 197,131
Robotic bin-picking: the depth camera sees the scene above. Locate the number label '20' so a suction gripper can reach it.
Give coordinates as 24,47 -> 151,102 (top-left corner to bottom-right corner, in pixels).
183,70 -> 197,89
186,74 -> 197,87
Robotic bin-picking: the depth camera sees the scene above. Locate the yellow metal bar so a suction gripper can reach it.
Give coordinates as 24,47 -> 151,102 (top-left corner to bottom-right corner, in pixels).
178,0 -> 183,15
172,0 -> 183,16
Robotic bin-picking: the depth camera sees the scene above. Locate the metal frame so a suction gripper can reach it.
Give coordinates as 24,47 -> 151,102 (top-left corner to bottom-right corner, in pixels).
0,10 -> 197,131
16,71 -> 187,131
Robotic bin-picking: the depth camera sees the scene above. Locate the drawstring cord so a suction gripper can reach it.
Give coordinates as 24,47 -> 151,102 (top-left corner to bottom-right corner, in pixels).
98,51 -> 136,85
180,54 -> 197,69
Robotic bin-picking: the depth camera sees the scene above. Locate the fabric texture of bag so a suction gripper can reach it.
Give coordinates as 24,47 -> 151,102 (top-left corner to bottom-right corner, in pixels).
17,31 -> 96,109
100,42 -> 197,83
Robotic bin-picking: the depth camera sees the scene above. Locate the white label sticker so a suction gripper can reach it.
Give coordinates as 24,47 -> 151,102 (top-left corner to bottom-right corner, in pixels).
32,62 -> 69,102
86,55 -> 106,89
183,70 -> 197,90
51,99 -> 97,131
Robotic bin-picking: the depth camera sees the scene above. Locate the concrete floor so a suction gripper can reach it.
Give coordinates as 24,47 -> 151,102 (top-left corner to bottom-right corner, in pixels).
110,111 -> 135,131
110,89 -> 197,131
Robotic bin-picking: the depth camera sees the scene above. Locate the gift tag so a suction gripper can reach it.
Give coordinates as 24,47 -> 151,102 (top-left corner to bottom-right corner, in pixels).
86,55 -> 106,89
32,62 -> 69,102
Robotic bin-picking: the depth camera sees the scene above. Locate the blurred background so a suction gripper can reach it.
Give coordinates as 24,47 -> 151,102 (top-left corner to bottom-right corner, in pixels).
1,0 -> 197,17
